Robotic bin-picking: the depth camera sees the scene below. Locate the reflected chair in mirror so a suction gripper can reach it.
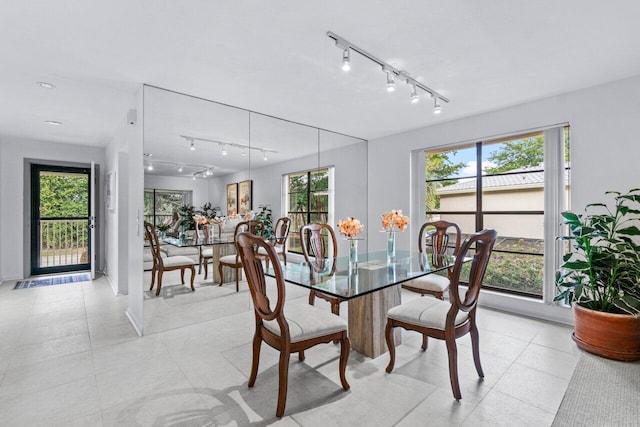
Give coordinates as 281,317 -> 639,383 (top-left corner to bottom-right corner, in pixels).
385,229 -> 497,400
199,220 -> 223,280
144,221 -> 197,296
300,223 -> 342,315
218,220 -> 262,291
257,217 -> 291,269
402,220 -> 462,300
236,231 -> 350,418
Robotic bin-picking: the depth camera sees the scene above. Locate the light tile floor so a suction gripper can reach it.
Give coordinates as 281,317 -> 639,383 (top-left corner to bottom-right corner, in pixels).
0,270 -> 580,426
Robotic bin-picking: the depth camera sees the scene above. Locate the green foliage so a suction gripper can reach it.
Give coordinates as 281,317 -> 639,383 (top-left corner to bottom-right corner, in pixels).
40,174 -> 88,217
485,137 -> 544,174
555,189 -> 640,314
425,152 -> 466,213
178,205 -> 196,231
255,205 -> 274,240
197,202 -> 219,219
425,152 -> 466,180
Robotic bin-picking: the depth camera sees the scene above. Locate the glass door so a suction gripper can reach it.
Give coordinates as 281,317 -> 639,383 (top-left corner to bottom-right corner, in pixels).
30,164 -> 91,275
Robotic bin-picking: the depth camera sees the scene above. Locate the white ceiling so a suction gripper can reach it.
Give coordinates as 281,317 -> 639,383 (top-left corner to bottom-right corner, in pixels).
1,1 -> 639,147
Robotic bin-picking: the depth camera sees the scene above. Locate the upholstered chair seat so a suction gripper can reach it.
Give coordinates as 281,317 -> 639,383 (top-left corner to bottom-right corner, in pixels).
387,297 -> 468,331
263,304 -> 347,342
403,273 -> 450,294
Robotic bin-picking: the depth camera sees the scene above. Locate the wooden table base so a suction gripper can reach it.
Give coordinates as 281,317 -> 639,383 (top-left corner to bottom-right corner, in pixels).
348,284 -> 402,358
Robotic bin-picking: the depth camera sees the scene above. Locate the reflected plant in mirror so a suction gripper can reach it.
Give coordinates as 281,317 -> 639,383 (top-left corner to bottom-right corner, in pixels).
255,205 -> 274,240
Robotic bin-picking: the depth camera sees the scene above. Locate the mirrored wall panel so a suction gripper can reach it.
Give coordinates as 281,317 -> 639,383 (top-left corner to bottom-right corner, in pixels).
142,85 -> 367,333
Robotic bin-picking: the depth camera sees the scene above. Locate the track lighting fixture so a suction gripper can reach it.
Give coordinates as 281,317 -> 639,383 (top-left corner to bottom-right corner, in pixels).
180,135 -> 277,158
410,84 -> 419,103
433,97 -> 442,115
263,151 -> 268,161
386,71 -> 395,92
178,165 -> 183,172
342,49 -> 351,71
193,175 -> 196,180
328,31 -> 449,111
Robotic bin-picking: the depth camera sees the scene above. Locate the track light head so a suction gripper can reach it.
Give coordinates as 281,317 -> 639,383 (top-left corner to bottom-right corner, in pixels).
263,151 -> 268,161
342,49 -> 351,71
386,72 -> 395,92
193,175 -> 196,180
190,140 -> 195,151
178,165 -> 183,172
410,85 -> 419,103
433,97 -> 442,114
241,148 -> 247,157
221,144 -> 228,156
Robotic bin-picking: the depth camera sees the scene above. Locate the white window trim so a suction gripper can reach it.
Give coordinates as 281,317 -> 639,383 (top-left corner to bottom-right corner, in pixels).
413,125 -> 573,325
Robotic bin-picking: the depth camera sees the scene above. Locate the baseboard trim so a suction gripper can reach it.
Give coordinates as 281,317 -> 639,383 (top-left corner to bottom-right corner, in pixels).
125,307 -> 143,337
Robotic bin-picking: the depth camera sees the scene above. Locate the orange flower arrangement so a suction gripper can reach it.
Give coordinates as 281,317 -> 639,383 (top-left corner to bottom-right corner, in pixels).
337,217 -> 364,238
381,210 -> 410,232
193,214 -> 209,225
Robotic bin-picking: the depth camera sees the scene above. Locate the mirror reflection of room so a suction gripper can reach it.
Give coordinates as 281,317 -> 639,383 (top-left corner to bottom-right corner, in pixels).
142,85 -> 367,334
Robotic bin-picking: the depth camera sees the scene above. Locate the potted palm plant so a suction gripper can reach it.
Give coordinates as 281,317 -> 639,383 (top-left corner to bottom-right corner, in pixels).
555,188 -> 640,361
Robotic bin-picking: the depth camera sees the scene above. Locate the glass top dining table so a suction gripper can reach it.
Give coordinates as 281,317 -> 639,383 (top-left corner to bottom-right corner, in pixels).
162,235 -> 235,247
267,250 -> 462,301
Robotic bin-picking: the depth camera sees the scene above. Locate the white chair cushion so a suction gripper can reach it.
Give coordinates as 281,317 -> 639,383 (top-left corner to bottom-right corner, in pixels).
201,248 -> 213,257
163,256 -> 196,267
257,246 -> 284,255
403,273 -> 450,292
219,254 -> 239,264
387,297 -> 468,331
263,304 -> 347,343
164,246 -> 199,257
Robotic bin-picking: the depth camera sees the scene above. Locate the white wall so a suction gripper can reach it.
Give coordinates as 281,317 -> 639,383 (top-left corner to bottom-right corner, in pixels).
367,74 -> 640,323
0,137 -> 105,281
105,109 -> 137,295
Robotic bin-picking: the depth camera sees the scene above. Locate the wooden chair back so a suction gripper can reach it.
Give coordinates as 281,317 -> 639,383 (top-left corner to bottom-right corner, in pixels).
144,221 -> 164,269
300,223 -> 337,274
273,217 -> 291,247
448,228 -> 497,315
236,232 -> 286,326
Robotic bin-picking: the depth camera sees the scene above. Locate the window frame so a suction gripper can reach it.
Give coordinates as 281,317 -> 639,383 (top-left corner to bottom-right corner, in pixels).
284,167 -> 333,254
421,126 -> 570,302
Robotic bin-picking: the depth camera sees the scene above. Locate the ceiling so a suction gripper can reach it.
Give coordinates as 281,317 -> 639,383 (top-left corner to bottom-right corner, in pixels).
1,1 -> 639,147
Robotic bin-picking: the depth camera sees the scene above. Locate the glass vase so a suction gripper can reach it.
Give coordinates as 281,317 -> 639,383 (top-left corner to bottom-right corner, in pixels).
348,238 -> 358,273
387,231 -> 396,262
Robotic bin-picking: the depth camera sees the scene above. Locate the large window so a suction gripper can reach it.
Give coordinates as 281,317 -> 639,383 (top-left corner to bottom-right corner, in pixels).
144,189 -> 191,226
424,127 -> 570,299
285,167 -> 331,253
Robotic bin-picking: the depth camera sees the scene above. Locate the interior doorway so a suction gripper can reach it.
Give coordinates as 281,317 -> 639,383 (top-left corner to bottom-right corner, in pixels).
30,164 -> 92,275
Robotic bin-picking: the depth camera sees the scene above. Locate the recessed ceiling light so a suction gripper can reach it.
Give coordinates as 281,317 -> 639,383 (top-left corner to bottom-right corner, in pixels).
44,120 -> 62,126
37,81 -> 55,89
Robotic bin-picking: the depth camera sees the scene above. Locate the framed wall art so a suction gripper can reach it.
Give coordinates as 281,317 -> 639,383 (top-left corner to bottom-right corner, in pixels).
238,179 -> 253,215
226,183 -> 238,216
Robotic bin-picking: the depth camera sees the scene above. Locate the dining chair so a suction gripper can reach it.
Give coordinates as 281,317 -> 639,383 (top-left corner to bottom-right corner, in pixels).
300,223 -> 342,315
199,220 -> 223,280
402,220 -> 462,300
144,221 -> 197,296
218,220 -> 262,291
257,216 -> 291,269
385,228 -> 497,400
235,231 -> 350,418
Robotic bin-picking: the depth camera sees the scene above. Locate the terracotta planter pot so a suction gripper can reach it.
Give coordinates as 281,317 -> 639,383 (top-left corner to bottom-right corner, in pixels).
573,303 -> 640,361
